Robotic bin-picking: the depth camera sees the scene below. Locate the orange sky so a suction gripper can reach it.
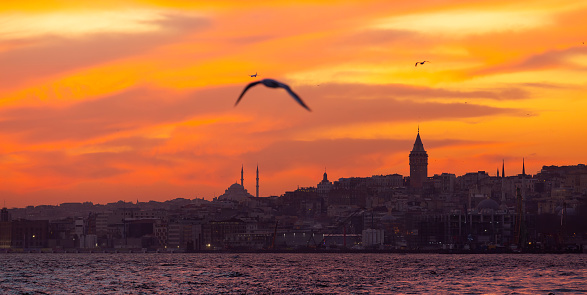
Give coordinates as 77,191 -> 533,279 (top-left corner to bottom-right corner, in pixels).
1,0 -> 586,207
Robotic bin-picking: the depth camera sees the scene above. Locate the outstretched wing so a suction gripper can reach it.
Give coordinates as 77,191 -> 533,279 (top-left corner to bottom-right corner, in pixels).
415,62 -> 418,67
280,83 -> 311,111
235,81 -> 262,106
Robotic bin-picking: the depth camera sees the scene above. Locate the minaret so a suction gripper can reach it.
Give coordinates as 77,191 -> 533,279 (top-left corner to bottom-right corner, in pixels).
256,164 -> 259,198
241,165 -> 244,187
502,159 -> 505,178
497,168 -> 499,178
409,128 -> 428,189
521,158 -> 526,213
501,165 -> 506,205
500,159 -> 506,205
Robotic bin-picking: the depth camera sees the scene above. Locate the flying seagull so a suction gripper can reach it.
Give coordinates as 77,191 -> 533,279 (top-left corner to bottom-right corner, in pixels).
235,79 -> 311,111
415,61 -> 430,67
250,72 -> 257,77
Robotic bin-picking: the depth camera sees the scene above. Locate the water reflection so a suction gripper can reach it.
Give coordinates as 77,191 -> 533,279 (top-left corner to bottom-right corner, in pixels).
0,253 -> 585,294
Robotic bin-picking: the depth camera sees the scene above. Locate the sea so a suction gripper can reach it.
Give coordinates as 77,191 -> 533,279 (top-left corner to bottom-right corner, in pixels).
0,253 -> 585,294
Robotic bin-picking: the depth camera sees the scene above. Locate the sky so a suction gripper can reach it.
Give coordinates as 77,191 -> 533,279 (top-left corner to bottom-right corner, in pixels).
1,0 -> 586,208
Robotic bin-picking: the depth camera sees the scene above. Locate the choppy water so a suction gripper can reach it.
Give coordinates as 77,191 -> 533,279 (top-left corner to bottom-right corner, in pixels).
0,253 -> 585,294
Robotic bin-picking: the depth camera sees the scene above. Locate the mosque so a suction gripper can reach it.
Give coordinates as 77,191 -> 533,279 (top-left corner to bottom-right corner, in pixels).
216,165 -> 259,203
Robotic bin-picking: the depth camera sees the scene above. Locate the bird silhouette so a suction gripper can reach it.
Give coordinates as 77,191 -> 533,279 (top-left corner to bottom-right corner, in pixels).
415,61 -> 430,67
235,79 -> 311,111
249,72 -> 257,77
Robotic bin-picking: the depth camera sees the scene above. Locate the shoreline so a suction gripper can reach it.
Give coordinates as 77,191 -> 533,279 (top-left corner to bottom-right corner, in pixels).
1,248 -> 584,254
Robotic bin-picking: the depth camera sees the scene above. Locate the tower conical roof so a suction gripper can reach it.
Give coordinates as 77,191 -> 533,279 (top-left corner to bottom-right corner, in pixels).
412,132 -> 425,152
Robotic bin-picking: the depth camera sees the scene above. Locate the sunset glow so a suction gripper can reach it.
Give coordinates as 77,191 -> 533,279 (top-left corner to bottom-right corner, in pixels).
1,0 -> 586,207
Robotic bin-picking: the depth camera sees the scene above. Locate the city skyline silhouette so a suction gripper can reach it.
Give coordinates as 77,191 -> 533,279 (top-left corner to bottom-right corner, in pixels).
1,1 -> 587,208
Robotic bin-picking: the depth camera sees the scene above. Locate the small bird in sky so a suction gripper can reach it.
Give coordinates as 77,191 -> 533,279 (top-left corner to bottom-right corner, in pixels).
250,72 -> 257,77
235,79 -> 311,111
415,61 -> 430,67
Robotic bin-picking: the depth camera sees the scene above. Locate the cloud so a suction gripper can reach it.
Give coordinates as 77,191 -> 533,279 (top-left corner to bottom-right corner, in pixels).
0,86 -> 232,143
228,35 -> 276,44
207,82 -> 526,147
0,10 -> 206,39
341,29 -> 416,46
0,12 -> 209,88
10,150 -> 130,185
373,9 -> 551,37
520,82 -> 574,89
243,137 -> 482,171
472,46 -> 587,77
299,82 -> 529,100
0,81 -> 525,149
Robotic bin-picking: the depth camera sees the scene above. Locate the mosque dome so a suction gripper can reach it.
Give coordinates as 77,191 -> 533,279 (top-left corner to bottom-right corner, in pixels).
229,183 -> 244,190
218,182 -> 254,202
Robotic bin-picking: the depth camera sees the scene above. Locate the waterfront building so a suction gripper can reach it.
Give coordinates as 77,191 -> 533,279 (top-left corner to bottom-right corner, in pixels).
206,218 -> 247,249
362,228 -> 384,248
225,232 -> 271,250
10,220 -> 49,249
416,198 -> 517,250
0,208 -> 11,249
